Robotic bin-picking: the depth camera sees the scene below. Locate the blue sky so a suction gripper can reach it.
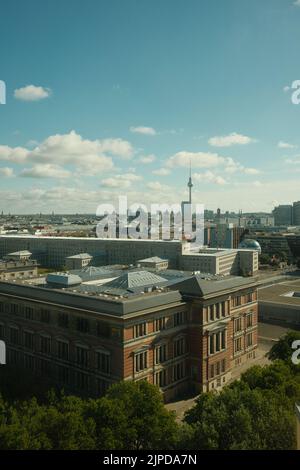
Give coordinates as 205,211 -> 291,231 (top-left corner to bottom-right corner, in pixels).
1,0 -> 300,213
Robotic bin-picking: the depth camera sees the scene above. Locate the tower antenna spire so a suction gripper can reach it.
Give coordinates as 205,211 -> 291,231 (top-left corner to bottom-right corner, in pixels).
188,158 -> 193,204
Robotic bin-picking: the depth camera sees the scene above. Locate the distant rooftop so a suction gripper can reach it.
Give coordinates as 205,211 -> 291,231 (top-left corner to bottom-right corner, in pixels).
66,253 -> 92,259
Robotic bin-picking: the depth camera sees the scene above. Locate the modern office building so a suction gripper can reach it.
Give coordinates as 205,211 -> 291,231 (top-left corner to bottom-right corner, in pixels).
293,201 -> 300,226
273,205 -> 293,226
0,235 -> 259,277
0,266 -> 258,401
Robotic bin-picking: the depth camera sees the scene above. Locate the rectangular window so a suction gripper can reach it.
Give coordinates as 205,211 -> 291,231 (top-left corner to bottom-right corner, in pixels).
174,337 -> 185,357
57,340 -> 69,360
221,330 -> 226,350
173,361 -> 185,382
9,327 -> 19,345
234,317 -> 242,333
25,307 -> 34,320
210,363 -> 214,379
134,322 -> 147,338
76,318 -> 89,333
155,344 -> 167,364
209,335 -> 215,354
97,352 -> 110,374
221,301 -> 226,317
76,346 -> 89,367
232,296 -> 242,308
234,337 -> 242,353
173,311 -> 186,327
155,369 -> 167,387
246,313 -> 253,328
40,309 -> 50,323
209,306 -> 214,322
135,351 -> 148,373
58,313 -> 69,328
221,358 -> 226,373
40,336 -> 51,355
24,331 -> 34,350
216,304 -> 220,319
246,333 -> 253,348
215,332 -> 220,352
154,316 -> 166,332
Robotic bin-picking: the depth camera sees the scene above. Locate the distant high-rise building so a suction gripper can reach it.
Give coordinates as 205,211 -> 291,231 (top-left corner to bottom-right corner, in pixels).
293,201 -> 300,226
272,205 -> 293,226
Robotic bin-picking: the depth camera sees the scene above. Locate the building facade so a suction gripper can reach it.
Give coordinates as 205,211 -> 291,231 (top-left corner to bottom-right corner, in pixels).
0,272 -> 258,401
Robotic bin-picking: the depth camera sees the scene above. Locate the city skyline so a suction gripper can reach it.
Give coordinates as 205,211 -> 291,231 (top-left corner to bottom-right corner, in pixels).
1,0 -> 300,213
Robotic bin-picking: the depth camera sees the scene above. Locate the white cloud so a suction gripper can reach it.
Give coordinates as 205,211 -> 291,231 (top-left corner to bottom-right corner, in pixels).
20,164 -> 71,179
166,151 -> 226,168
0,167 -> 14,177
138,154 -> 156,164
208,132 -> 255,147
152,168 -> 170,176
101,173 -> 142,189
146,181 -> 170,191
193,171 -> 227,185
278,140 -> 296,149
130,126 -> 157,136
14,85 -> 51,101
294,0 -> 300,6
0,131 -> 134,176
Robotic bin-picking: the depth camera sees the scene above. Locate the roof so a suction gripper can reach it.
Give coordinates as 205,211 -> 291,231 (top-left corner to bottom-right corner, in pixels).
7,250 -> 32,256
103,270 -> 168,290
46,273 -> 82,287
138,256 -> 168,263
66,253 -> 93,259
258,279 -> 300,306
170,274 -> 256,297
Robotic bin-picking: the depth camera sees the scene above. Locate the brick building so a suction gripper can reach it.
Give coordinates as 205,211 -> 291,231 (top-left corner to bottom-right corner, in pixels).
0,268 -> 258,401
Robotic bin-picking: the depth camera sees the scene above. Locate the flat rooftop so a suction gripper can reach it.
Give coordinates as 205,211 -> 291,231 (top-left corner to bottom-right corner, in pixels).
259,279 -> 300,306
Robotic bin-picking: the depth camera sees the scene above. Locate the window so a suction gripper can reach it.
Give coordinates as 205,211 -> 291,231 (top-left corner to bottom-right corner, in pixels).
246,293 -> 253,303
40,309 -> 50,323
10,304 -> 19,315
209,335 -> 215,354
173,361 -> 185,382
208,305 -> 214,321
154,316 -> 166,332
174,337 -> 186,357
40,336 -> 51,355
234,337 -> 242,353
221,330 -> 226,350
24,331 -> 34,350
134,322 -> 147,338
25,307 -> 34,320
216,303 -> 220,319
135,350 -> 148,373
57,340 -> 69,360
173,311 -> 186,327
9,327 -> 19,345
215,332 -> 220,352
246,333 -> 253,348
210,363 -> 214,379
155,344 -> 167,364
76,318 -> 89,333
58,313 -> 69,328
76,346 -> 89,367
0,323 -> 4,339
234,317 -> 242,333
221,301 -> 226,317
221,358 -> 226,373
7,349 -> 19,365
76,372 -> 89,391
155,369 -> 167,387
232,296 -> 242,308
97,351 -> 110,374
246,313 -> 253,328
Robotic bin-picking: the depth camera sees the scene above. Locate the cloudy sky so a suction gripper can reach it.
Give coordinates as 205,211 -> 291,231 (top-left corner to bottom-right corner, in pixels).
1,0 -> 300,213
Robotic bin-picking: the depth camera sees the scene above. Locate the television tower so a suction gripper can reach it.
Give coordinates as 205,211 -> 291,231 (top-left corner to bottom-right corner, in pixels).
188,159 -> 193,203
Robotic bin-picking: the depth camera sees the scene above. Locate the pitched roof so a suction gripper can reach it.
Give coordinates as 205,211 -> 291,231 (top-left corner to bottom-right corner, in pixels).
170,274 -> 256,297
103,270 -> 167,289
